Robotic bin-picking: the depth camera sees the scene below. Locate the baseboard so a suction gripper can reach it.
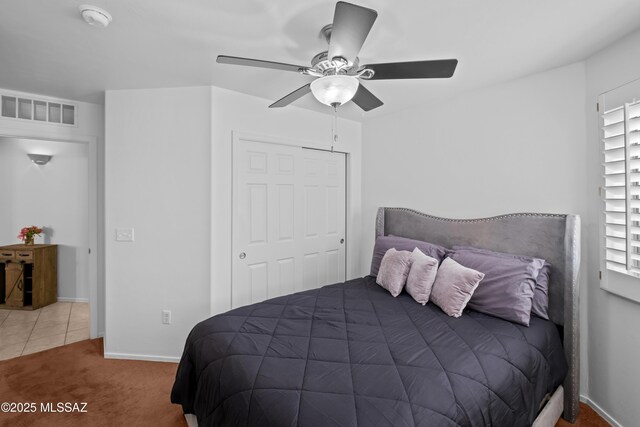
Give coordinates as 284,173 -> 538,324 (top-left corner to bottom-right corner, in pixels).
104,352 -> 180,363
57,297 -> 89,303
580,395 -> 623,427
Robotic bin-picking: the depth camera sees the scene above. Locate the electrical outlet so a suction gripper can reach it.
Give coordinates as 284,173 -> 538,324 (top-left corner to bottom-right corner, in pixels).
115,228 -> 134,242
162,310 -> 171,325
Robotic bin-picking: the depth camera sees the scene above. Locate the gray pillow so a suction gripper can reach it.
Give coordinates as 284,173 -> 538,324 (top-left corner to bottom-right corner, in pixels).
370,235 -> 447,276
376,248 -> 413,297
405,248 -> 439,305
452,246 -> 549,320
430,258 -> 485,318
450,247 -> 545,326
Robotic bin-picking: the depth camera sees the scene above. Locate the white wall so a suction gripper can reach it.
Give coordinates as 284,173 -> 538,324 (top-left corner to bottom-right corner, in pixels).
584,27 -> 640,427
0,89 -> 104,337
105,87 -> 213,360
0,137 -> 89,300
104,86 -> 362,360
361,62 -> 588,271
360,61 -> 590,391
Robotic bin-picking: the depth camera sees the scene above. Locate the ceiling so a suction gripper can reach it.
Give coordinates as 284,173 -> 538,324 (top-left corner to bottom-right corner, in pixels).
1,0 -> 640,121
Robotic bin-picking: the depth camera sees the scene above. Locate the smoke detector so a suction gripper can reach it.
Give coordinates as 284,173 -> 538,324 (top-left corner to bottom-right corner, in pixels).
79,5 -> 112,28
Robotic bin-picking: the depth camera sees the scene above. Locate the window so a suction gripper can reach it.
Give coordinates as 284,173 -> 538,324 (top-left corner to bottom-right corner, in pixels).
601,82 -> 640,278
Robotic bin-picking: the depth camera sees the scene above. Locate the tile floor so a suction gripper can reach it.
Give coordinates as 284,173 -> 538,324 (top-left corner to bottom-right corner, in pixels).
0,302 -> 89,361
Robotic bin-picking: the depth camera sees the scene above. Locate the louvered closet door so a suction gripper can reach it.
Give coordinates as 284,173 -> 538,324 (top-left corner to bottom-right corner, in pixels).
232,138 -> 346,308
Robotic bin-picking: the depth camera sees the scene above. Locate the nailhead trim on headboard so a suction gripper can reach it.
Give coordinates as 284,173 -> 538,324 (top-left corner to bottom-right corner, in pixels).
384,207 -> 566,223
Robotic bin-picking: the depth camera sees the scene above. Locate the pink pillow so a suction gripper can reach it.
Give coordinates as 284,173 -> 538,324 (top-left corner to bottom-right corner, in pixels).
430,258 -> 485,317
406,248 -> 439,305
376,248 -> 412,297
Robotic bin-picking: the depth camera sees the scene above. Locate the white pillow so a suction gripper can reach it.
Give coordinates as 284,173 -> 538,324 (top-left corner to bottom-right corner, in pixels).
405,248 -> 439,305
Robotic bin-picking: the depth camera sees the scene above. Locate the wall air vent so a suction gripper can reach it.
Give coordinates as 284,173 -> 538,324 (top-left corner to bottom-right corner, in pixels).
1,94 -> 76,126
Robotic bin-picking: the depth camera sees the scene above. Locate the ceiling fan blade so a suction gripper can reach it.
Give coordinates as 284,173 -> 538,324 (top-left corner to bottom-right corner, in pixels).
269,84 -> 312,108
351,83 -> 383,111
327,2 -> 377,63
364,59 -> 458,80
217,55 -> 306,73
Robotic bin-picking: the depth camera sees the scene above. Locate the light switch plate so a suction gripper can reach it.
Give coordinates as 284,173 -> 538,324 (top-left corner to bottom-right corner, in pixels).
115,228 -> 134,242
162,310 -> 171,325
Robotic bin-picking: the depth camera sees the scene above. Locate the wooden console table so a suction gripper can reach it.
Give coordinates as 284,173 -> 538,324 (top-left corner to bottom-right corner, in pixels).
0,244 -> 57,310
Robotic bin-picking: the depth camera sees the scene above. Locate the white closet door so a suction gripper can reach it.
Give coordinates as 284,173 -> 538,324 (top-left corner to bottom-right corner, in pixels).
301,149 -> 346,290
232,138 -> 346,308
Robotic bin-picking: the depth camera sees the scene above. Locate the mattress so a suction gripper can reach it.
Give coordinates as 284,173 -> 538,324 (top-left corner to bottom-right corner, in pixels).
171,276 -> 567,426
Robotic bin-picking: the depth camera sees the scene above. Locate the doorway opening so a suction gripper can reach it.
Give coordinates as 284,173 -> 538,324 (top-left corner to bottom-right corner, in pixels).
0,134 -> 99,359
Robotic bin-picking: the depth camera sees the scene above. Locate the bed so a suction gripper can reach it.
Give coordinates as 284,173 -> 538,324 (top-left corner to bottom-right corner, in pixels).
172,207 -> 581,426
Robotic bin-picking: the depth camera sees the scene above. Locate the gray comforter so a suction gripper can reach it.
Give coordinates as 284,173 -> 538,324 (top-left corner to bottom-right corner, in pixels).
171,276 -> 567,426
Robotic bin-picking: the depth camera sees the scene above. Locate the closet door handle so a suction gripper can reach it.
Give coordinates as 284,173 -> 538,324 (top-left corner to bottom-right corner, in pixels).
239,252 -> 246,259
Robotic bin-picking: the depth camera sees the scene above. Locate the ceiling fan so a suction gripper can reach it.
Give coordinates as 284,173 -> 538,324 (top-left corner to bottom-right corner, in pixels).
217,1 -> 458,112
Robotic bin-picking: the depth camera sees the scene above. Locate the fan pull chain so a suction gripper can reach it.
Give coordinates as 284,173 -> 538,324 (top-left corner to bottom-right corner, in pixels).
331,105 -> 338,152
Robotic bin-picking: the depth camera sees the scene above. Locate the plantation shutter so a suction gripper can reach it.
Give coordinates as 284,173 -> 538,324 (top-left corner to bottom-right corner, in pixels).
603,100 -> 640,276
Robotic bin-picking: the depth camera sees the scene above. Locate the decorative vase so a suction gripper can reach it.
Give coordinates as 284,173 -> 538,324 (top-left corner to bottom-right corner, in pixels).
24,236 -> 34,245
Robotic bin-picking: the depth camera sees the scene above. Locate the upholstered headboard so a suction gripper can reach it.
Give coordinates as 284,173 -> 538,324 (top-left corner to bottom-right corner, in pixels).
375,207 -> 581,422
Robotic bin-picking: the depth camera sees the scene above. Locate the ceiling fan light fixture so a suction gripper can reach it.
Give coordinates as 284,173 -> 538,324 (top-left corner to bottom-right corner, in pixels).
217,2 -> 457,111
310,75 -> 359,107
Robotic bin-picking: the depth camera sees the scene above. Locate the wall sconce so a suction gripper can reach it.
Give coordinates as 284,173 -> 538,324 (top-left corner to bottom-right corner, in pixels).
27,154 -> 53,165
